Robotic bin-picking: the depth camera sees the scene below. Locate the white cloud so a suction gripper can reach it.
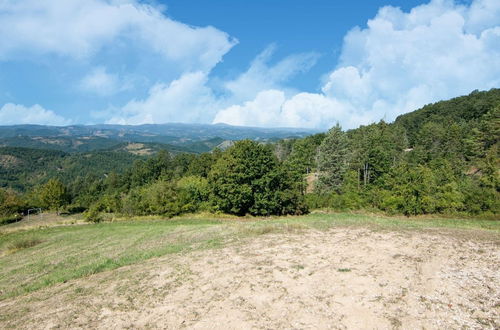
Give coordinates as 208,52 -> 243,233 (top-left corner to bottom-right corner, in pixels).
0,0 -> 236,72
1,0 -> 498,129
213,90 -> 371,129
107,46 -> 319,125
0,0 -> 237,125
322,0 -> 499,125
223,45 -> 319,101
0,103 -> 71,126
107,71 -> 220,125
213,90 -> 287,127
79,67 -> 130,96
213,0 -> 500,129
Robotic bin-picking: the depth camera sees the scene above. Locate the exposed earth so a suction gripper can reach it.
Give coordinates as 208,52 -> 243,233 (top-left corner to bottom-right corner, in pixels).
1,227 -> 499,329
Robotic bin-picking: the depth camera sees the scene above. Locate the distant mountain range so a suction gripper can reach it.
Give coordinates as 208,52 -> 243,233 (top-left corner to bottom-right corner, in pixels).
0,123 -> 320,154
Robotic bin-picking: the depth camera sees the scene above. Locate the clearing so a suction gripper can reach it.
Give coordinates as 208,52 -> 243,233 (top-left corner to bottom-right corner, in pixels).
0,213 -> 499,329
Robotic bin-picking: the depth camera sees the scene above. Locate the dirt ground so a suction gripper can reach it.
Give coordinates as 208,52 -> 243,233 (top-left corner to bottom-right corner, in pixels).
1,228 -> 499,329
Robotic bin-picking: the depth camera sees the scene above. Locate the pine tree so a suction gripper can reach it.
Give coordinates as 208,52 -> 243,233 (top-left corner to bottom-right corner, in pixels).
316,123 -> 349,193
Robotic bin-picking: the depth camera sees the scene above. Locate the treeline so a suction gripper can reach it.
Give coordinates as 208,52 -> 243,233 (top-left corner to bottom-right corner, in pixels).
0,141 -> 308,223
0,89 -> 498,222
278,88 -> 499,215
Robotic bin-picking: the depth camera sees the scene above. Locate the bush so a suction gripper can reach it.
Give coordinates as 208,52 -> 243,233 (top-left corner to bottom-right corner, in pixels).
84,206 -> 103,223
122,180 -> 181,217
304,193 -> 334,209
177,176 -> 210,213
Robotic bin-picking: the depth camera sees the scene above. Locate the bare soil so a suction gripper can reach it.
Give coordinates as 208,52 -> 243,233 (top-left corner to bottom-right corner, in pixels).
1,228 -> 499,329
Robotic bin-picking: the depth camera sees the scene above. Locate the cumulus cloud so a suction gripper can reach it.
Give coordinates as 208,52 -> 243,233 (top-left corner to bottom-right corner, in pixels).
214,90 -> 287,127
107,72 -> 220,125
213,0 -> 500,129
0,0 -> 237,126
0,103 -> 71,126
1,0 -> 498,129
108,46 -> 319,125
79,67 -> 130,96
0,0 -> 236,72
213,91 -> 369,128
323,0 -> 500,120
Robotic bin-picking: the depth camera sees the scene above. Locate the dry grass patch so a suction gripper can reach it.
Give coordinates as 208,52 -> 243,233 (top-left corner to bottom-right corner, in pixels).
5,237 -> 43,255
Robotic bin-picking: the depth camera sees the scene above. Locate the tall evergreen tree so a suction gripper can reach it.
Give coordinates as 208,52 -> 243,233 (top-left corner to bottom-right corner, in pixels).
316,124 -> 349,193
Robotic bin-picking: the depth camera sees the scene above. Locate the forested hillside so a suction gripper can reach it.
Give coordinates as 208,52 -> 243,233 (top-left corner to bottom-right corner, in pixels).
285,88 -> 499,215
394,89 -> 500,145
0,147 -> 144,191
0,89 -> 498,223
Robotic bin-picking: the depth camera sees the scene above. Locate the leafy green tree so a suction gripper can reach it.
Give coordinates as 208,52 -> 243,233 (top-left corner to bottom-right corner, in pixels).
273,139 -> 294,161
187,153 -> 218,178
127,150 -> 172,188
347,121 -> 404,187
39,179 -> 70,214
171,153 -> 197,178
461,177 -> 499,214
0,188 -> 25,217
316,124 -> 349,193
377,164 -> 436,215
430,160 -> 465,213
335,170 -> 365,210
251,165 -> 307,216
209,140 -> 306,216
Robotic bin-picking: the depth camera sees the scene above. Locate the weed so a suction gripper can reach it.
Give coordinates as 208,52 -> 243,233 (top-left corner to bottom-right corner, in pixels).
388,316 -> 402,328
292,264 -> 305,271
337,268 -> 351,272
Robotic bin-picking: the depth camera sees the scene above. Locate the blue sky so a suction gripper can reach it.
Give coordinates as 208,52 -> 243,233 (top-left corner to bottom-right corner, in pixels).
0,0 -> 498,129
165,0 -> 425,91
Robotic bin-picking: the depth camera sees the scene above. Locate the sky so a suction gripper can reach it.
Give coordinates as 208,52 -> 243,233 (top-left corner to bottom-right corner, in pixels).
0,0 -> 498,129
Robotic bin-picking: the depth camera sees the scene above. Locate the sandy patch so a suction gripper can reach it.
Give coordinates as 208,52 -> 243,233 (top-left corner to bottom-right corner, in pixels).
0,228 -> 498,329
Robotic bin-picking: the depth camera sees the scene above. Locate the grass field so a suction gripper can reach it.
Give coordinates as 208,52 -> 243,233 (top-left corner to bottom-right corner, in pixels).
0,212 -> 498,301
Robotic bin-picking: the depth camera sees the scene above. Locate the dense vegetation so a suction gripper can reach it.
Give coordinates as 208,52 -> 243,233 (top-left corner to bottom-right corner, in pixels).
0,147 -> 143,191
301,88 -> 499,215
0,89 -> 498,221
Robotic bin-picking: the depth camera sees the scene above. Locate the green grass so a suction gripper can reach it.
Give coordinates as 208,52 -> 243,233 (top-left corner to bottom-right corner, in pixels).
0,212 -> 498,301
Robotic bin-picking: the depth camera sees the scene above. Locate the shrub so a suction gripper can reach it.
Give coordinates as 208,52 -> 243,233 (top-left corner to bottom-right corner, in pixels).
84,206 -> 103,223
122,180 -> 181,217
